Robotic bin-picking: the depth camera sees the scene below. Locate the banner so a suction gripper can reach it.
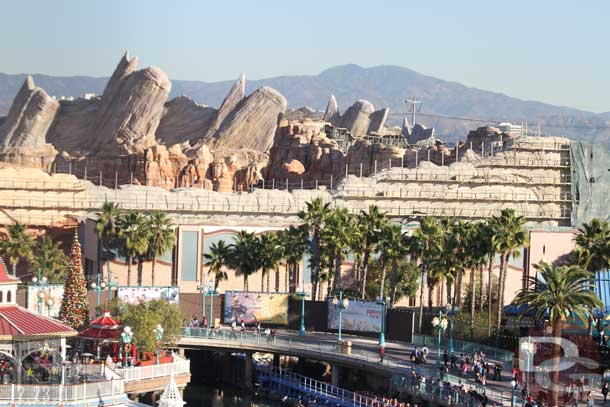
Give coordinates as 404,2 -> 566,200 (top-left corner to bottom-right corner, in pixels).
117,286 -> 180,305
328,300 -> 382,332
224,291 -> 289,325
27,285 -> 64,317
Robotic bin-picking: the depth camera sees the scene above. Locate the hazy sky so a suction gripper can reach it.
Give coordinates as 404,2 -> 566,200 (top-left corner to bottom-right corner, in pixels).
1,0 -> 608,112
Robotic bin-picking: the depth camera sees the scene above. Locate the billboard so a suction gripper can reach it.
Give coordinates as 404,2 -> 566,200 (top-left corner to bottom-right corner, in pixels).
117,286 -> 180,305
27,285 -> 64,317
224,291 -> 289,325
328,300 -> 382,332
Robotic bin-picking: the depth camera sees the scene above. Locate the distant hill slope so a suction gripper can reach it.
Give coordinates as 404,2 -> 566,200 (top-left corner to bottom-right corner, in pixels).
1,65 -> 609,143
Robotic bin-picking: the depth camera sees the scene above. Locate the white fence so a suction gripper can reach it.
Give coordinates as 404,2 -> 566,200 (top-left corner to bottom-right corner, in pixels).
0,379 -> 124,402
113,355 -> 190,382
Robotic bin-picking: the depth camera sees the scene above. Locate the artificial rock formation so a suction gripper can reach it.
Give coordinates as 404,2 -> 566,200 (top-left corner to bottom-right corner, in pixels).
325,97 -> 389,138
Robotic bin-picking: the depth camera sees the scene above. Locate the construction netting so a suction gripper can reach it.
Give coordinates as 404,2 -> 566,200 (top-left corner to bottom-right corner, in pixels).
570,141 -> 610,226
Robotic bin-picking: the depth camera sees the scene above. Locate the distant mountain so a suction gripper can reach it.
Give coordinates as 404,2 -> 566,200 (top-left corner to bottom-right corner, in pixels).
1,65 -> 609,143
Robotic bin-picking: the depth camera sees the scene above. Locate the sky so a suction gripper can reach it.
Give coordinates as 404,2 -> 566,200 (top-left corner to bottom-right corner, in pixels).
1,0 -> 608,113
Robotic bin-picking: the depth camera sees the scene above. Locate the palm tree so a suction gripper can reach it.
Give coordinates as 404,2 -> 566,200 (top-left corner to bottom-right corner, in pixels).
298,198 -> 331,300
95,202 -> 120,278
573,218 -> 610,273
205,241 -> 230,290
514,263 -> 602,407
116,211 -> 150,286
377,223 -> 408,306
30,235 -> 68,283
145,211 -> 175,286
482,218 -> 498,336
0,223 -> 33,276
321,208 -> 355,294
356,205 -> 387,299
492,209 -> 527,332
280,225 -> 309,292
227,231 -> 260,292
258,233 -> 283,293
412,217 -> 444,332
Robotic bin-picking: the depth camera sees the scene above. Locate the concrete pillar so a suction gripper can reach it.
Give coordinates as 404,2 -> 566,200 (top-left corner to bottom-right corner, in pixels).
244,352 -> 253,389
151,391 -> 158,405
331,364 -> 340,387
273,353 -> 280,368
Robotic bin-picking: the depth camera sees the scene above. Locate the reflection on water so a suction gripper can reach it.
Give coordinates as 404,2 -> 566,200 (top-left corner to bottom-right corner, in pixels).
184,383 -> 278,407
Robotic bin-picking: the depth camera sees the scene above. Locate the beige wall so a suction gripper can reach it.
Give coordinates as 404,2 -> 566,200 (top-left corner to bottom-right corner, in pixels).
527,229 -> 577,276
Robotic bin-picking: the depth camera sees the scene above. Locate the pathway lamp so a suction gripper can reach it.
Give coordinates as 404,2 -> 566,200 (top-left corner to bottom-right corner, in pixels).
46,297 -> 54,317
377,296 -> 389,347
296,289 -> 308,336
120,326 -> 134,367
90,274 -> 107,311
511,380 -> 517,407
445,303 -> 459,355
106,268 -> 119,303
432,311 -> 448,368
520,337 -> 535,400
332,290 -> 349,342
197,282 -> 218,328
153,324 -> 164,365
31,269 -> 48,314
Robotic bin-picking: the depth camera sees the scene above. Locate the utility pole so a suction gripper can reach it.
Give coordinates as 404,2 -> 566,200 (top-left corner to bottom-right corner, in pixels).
405,97 -> 422,126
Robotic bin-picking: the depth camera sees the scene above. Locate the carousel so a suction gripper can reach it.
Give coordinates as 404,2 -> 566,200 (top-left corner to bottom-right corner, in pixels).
0,258 -> 76,384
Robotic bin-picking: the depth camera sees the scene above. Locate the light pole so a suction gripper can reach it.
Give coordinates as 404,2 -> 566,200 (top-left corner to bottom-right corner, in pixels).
153,324 -> 164,365
511,380 -> 517,407
90,274 -> 107,311
120,326 -> 134,367
296,288 -> 308,336
377,296 -> 389,347
46,297 -> 54,317
521,337 -> 535,400
332,290 -> 349,342
208,283 -> 218,329
106,268 -> 119,303
31,269 -> 48,314
432,310 -> 448,368
446,304 -> 459,355
197,282 -> 208,324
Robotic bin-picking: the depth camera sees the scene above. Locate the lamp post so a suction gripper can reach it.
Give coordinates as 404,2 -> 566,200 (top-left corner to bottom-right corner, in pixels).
332,290 -> 349,342
432,310 -> 448,368
198,282 -> 217,328
106,268 -> 119,303
377,296 -> 389,347
520,337 -> 535,400
197,282 -> 208,323
31,269 -> 48,314
208,284 -> 218,329
46,297 -> 54,317
511,380 -> 517,407
153,324 -> 164,365
446,304 -> 459,355
296,289 -> 308,336
90,274 -> 108,311
120,326 -> 134,367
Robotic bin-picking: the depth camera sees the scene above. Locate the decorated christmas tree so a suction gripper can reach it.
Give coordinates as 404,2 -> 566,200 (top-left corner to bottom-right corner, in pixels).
59,231 -> 89,329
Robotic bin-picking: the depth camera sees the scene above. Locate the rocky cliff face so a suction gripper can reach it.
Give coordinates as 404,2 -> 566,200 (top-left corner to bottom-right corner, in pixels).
324,95 -> 389,138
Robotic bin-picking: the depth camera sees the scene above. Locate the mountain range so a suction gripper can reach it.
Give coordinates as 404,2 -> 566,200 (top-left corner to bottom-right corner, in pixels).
1,64 -> 609,144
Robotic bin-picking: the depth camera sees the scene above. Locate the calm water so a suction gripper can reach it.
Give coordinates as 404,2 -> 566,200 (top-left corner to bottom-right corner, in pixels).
184,383 -> 277,407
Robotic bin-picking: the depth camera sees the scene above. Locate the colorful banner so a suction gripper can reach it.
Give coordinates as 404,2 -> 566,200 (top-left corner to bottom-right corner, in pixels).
328,300 -> 382,332
117,286 -> 180,305
224,291 -> 289,325
27,285 -> 64,317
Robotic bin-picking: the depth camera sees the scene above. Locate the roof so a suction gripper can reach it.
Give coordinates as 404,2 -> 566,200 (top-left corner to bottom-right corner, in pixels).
0,306 -> 75,338
0,258 -> 18,284
78,310 -> 121,341
89,311 -> 120,328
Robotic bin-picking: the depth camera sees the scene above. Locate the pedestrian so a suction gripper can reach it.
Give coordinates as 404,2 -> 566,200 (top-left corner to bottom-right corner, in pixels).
587,392 -> 594,407
451,353 -> 457,369
602,382 -> 608,403
241,319 -> 245,332
443,350 -> 449,367
379,346 -> 385,363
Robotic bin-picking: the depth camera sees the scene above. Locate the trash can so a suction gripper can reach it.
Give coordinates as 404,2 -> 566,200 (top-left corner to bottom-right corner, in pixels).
345,341 -> 352,355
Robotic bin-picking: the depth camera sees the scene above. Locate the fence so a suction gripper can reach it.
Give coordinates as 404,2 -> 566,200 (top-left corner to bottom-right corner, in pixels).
0,379 -> 124,402
112,354 -> 190,382
411,334 -> 514,362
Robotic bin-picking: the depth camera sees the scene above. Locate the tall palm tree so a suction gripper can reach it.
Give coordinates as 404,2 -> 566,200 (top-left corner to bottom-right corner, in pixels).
573,218 -> 610,273
356,205 -> 387,299
258,233 -> 283,293
298,198 -> 331,300
145,211 -> 175,286
321,208 -> 355,294
227,231 -> 260,292
30,235 -> 68,283
116,211 -> 150,286
280,225 -> 310,292
482,218 -> 498,335
205,240 -> 230,290
0,223 -> 33,276
514,263 -> 602,407
412,216 -> 444,331
95,202 -> 120,278
492,209 -> 527,332
377,223 -> 408,306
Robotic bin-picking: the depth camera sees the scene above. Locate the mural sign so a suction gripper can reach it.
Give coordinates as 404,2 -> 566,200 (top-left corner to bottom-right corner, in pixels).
224,291 -> 289,325
328,300 -> 382,332
117,286 -> 180,305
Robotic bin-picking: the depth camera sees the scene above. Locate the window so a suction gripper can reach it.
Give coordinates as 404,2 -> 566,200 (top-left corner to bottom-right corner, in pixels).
0,291 -> 3,303
7,291 -> 12,303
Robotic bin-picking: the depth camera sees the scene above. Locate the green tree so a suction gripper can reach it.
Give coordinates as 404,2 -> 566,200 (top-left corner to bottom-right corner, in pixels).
258,233 -> 283,293
227,231 -> 260,292
356,205 -> 387,299
279,225 -> 309,292
321,208 -> 355,294
572,218 -> 610,273
0,223 -> 33,276
95,203 -> 120,278
482,218 -> 499,336
205,241 -> 230,290
30,235 -> 68,283
298,198 -> 331,300
513,263 -> 602,407
59,232 -> 89,329
492,209 -> 527,332
377,223 -> 408,306
366,257 -> 419,303
145,211 -> 175,286
116,211 -> 150,286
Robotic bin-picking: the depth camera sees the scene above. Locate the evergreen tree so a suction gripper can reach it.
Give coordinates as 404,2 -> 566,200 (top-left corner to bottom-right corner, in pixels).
59,232 -> 89,329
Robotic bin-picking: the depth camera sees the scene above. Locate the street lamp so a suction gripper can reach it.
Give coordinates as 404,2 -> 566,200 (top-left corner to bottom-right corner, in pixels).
377,296 -> 389,347
153,324 -> 164,365
120,326 -> 134,367
511,380 -> 517,407
296,289 -> 308,336
332,290 -> 349,342
520,337 -> 535,400
432,310 -> 448,368
106,268 -> 119,301
90,274 -> 108,311
46,297 -> 54,317
445,304 -> 460,355
31,269 -> 48,314
198,282 -> 218,329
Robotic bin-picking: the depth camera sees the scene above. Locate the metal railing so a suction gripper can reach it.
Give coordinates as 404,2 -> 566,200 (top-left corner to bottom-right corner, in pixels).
113,354 -> 190,382
411,334 -> 514,362
0,379 -> 124,402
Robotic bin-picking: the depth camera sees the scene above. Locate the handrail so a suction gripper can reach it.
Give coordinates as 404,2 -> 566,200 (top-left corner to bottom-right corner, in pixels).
112,355 -> 190,382
0,379 -> 124,401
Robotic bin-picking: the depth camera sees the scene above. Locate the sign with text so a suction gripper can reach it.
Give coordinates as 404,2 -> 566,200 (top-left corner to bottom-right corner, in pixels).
117,286 -> 180,305
328,300 -> 382,332
224,291 -> 289,325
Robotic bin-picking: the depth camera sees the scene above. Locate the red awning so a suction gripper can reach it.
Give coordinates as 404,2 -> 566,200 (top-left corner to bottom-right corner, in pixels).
77,310 -> 121,341
0,306 -> 75,337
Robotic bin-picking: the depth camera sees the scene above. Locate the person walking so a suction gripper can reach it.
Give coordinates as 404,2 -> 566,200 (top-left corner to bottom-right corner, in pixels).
602,382 -> 609,404
587,392 -> 594,407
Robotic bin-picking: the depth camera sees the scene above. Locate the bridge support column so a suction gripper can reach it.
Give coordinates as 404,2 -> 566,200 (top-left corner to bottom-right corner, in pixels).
244,352 -> 254,389
273,353 -> 280,368
331,364 -> 340,387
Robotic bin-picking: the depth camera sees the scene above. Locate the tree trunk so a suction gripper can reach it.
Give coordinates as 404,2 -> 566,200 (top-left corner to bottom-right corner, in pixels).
137,257 -> 143,286
478,263 -> 484,312
261,268 -> 265,292
127,255 -> 132,286
244,275 -> 248,292
361,247 -> 371,299
487,254 -> 494,336
332,252 -> 342,294
98,237 -> 103,277
428,281 -> 435,309
446,280 -> 452,305
418,267 -> 425,333
310,233 -> 321,302
267,267 -> 271,294
455,271 -> 463,307
151,255 -> 157,287
379,259 -> 387,300
390,258 -> 399,306
551,319 -> 563,407
470,267 -> 476,339
496,254 -> 507,333
285,264 -> 289,293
